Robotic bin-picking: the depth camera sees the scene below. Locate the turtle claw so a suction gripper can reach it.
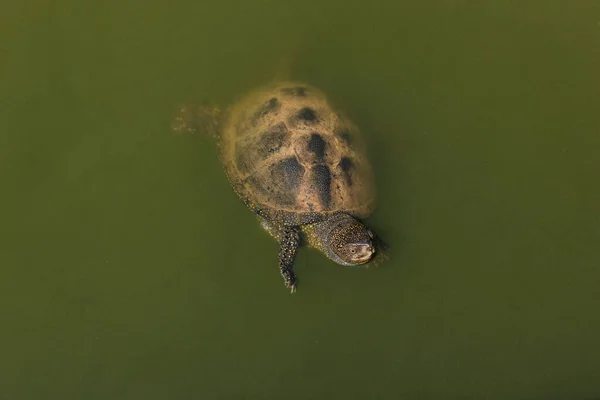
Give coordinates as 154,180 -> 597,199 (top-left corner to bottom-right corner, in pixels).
285,278 -> 297,294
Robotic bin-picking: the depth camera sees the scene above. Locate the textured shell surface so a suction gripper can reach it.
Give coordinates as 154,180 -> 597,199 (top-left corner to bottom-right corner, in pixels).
220,82 -> 375,225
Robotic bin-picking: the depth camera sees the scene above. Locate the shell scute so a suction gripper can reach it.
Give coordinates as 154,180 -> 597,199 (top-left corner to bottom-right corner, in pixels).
220,82 -> 375,224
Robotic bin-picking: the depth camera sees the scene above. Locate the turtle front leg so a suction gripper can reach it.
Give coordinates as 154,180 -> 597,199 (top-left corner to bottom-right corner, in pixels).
279,226 -> 300,293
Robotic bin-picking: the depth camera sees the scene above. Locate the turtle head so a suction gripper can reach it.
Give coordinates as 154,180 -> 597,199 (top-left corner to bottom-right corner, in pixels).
326,214 -> 376,265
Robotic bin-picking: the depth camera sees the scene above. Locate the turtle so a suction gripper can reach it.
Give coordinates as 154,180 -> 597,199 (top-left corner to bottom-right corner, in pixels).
173,81 -> 384,292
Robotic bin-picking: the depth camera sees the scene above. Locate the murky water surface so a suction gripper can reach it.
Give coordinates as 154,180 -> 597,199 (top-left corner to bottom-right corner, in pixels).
1,1 -> 599,398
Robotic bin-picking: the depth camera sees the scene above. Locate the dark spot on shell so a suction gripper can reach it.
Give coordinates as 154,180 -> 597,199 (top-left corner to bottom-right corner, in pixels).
296,107 -> 317,122
307,133 -> 326,160
339,157 -> 353,185
235,150 -> 252,174
235,123 -> 289,174
270,157 -> 305,206
260,122 -> 289,154
313,165 -> 331,208
337,128 -> 352,144
339,157 -> 353,172
265,97 -> 280,110
281,86 -> 307,96
252,97 -> 281,125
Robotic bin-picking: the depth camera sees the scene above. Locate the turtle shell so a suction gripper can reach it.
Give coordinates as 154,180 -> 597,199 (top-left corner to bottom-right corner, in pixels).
219,82 -> 375,225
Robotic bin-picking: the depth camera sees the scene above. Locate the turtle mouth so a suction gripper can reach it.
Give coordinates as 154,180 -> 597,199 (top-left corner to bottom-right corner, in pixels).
357,253 -> 374,264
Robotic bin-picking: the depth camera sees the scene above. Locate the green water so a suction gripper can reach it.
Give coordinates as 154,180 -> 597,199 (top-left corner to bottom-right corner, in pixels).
2,0 -> 600,399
